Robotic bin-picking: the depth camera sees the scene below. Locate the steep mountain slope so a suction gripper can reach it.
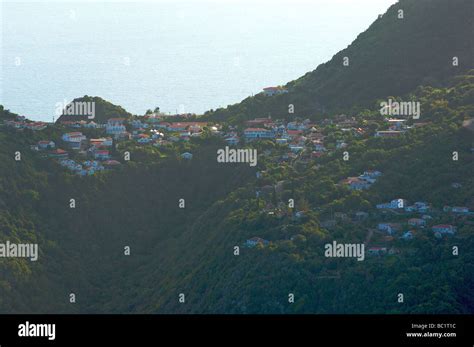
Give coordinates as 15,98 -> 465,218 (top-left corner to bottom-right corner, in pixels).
2,73 -> 472,314
150,74 -> 474,314
0,124 -> 256,312
206,0 -> 474,122
1,0 -> 473,314
55,96 -> 132,124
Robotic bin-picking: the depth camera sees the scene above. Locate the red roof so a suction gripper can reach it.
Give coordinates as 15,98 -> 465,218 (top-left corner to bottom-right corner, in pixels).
287,130 -> 303,135
103,160 -> 120,165
341,177 -> 364,184
246,118 -> 272,124
169,122 -> 206,127
52,149 -> 67,154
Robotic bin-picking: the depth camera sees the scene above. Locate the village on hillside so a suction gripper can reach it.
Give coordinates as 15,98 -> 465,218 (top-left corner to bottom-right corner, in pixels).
2,97 -> 473,256
3,103 -> 424,178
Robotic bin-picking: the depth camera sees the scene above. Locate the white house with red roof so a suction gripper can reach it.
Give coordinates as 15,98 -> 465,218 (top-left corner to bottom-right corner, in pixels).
90,137 -> 113,148
62,132 -> 86,149
262,86 -> 288,96
37,140 -> 55,150
48,148 -> 69,159
341,177 -> 370,191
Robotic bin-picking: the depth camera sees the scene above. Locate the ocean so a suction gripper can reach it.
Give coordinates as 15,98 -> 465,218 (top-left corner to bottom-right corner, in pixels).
1,0 -> 396,121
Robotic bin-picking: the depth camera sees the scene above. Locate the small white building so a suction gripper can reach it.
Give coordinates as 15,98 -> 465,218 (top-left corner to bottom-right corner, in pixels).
263,86 -> 288,96
181,152 -> 193,160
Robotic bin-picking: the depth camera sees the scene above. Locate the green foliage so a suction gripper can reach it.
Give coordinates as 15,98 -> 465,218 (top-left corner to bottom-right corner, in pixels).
55,96 -> 132,124
0,0 -> 473,314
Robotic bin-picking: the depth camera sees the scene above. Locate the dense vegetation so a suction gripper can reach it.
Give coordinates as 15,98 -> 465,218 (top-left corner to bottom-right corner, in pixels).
156,75 -> 474,314
0,0 -> 473,314
0,122 -> 255,312
55,96 -> 132,124
1,72 -> 473,313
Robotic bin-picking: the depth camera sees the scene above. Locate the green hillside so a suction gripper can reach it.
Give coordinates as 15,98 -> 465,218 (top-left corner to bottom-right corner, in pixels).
55,96 -> 132,124
0,0 -> 473,314
1,73 -> 473,313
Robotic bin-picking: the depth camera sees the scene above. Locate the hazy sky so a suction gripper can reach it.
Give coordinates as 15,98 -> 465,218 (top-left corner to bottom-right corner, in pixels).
1,0 -> 399,118
3,0 -> 397,5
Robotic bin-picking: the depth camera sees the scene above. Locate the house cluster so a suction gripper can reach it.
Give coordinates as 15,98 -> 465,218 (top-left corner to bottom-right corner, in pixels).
443,206 -> 470,214
237,115 -> 368,164
241,118 -> 317,161
58,116 -> 212,144
340,170 -> 382,190
4,115 -> 48,131
61,132 -> 114,157
18,113 -> 208,176
376,198 -> 411,210
58,158 -> 106,176
377,220 -> 457,240
373,198 -> 470,240
31,140 -> 55,151
62,132 -> 87,149
376,199 -> 471,216
53,113 -> 371,165
316,114 -> 366,136
319,196 -> 469,257
148,121 -> 211,144
58,120 -> 104,129
242,118 -> 315,145
373,117 -> 429,138
32,130 -> 120,176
